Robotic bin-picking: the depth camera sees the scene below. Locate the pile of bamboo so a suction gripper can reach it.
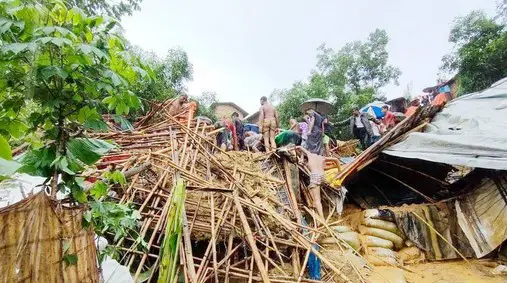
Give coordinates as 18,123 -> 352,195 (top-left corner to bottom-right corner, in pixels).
90,107 -> 364,283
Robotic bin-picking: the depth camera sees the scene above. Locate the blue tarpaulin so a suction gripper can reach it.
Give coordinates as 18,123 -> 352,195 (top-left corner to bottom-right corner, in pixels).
308,245 -> 321,280
360,101 -> 387,119
301,218 -> 321,280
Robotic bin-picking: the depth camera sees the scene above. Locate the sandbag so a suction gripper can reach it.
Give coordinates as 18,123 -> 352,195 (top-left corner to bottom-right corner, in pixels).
367,247 -> 399,259
320,231 -> 360,251
360,235 -> 394,249
398,246 -> 425,264
365,255 -> 401,266
363,209 -> 395,222
330,225 -> 351,233
362,218 -> 402,236
359,225 -> 404,249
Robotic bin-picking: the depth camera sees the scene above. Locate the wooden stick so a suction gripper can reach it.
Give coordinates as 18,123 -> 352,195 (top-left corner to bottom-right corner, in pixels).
182,206 -> 197,283
224,209 -> 237,283
210,193 -> 219,283
233,193 -> 272,283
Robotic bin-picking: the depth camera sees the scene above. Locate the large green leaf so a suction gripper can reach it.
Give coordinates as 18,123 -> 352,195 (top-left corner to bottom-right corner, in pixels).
113,115 -> 133,131
36,37 -> 72,47
0,18 -> 24,35
76,43 -> 108,60
0,120 -> 28,139
158,180 -> 185,283
66,138 -> 116,166
18,147 -> 56,177
0,157 -> 21,178
40,65 -> 68,80
35,26 -> 77,40
0,135 -> 12,160
104,70 -> 126,87
84,119 -> 109,131
1,42 -> 36,54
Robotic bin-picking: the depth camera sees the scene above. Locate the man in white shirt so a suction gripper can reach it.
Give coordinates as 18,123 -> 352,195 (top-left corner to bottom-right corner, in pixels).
349,107 -> 373,149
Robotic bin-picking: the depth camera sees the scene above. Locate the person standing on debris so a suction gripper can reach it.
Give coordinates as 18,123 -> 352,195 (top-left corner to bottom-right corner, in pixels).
295,146 -> 338,219
168,94 -> 197,122
349,107 -> 373,150
368,117 -> 382,146
421,94 -> 431,106
405,98 -> 420,117
322,115 -> 334,156
215,120 -> 233,151
304,109 -> 324,155
432,91 -> 450,106
381,105 -> 396,130
258,96 -> 279,151
225,118 -> 236,151
231,112 -> 244,150
299,120 -> 309,148
289,118 -> 300,133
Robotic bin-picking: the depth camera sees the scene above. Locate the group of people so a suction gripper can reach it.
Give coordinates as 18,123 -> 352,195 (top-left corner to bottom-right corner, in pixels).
349,88 -> 453,150
349,106 -> 393,150
214,96 -> 334,157
214,97 -> 337,219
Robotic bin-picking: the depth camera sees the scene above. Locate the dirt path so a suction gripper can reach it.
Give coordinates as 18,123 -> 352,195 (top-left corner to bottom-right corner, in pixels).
368,260 -> 506,283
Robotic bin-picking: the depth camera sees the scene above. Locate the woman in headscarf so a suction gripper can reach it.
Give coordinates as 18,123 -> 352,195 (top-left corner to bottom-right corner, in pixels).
304,108 -> 324,155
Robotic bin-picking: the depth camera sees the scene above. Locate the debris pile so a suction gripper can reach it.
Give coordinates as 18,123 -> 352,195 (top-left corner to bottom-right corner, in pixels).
81,86 -> 507,283
90,107 -> 361,282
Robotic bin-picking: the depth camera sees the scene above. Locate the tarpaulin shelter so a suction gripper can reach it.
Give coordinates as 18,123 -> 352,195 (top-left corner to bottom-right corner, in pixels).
384,77 -> 507,170
336,78 -> 507,261
360,101 -> 387,119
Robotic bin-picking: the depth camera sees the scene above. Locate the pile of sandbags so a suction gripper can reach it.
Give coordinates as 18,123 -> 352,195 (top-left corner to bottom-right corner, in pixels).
358,209 -> 405,266
318,209 -> 426,267
319,225 -> 361,252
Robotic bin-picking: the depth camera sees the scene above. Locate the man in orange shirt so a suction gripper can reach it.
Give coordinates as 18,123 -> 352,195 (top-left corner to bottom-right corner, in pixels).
432,92 -> 450,106
168,94 -> 197,123
405,98 -> 420,117
381,105 -> 396,130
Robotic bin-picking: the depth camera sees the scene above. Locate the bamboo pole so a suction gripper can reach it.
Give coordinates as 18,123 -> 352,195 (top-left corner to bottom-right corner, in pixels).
182,206 -> 197,283
233,193 -> 271,283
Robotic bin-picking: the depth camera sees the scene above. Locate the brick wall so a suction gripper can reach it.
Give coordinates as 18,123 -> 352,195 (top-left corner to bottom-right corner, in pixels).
214,104 -> 245,119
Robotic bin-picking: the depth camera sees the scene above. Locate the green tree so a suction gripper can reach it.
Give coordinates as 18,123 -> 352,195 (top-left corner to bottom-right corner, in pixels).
66,0 -> 142,19
272,29 -> 401,138
0,0 -> 147,261
0,0 -> 148,194
441,10 -> 507,94
269,82 -> 313,128
498,0 -> 507,23
131,47 -> 194,112
194,90 -> 218,121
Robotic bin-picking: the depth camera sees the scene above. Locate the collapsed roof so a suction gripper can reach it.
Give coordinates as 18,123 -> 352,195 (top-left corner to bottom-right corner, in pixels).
384,77 -> 507,170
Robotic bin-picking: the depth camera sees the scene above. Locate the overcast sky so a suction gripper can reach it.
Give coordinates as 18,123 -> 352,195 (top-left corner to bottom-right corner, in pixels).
121,0 -> 498,114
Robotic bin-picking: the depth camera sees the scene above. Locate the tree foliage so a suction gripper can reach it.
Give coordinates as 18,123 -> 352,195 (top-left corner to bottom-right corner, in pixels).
194,90 -> 219,121
66,0 -> 142,19
498,0 -> 507,23
441,10 -> 507,94
0,0 -> 149,247
272,29 -> 401,136
131,46 -> 194,112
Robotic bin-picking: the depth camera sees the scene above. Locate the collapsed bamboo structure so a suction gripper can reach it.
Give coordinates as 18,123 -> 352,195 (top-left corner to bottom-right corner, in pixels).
90,103 -> 362,282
